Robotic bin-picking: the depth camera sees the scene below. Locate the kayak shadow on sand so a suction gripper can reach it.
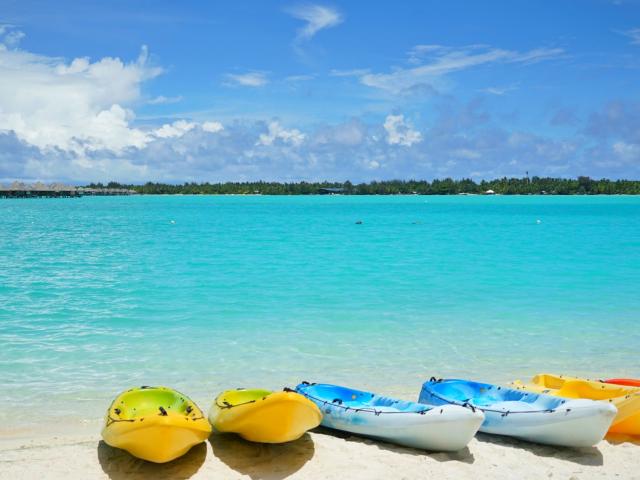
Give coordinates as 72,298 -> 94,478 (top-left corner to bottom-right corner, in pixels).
475,433 -> 604,466
605,433 -> 640,446
97,440 -> 207,480
312,426 -> 475,464
208,431 -> 315,480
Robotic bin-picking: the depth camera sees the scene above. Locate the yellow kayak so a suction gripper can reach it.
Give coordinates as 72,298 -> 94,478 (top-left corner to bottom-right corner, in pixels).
512,374 -> 640,435
209,388 -> 322,443
102,386 -> 211,463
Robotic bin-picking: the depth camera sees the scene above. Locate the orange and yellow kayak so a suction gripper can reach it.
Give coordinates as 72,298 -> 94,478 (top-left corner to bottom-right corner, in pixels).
512,374 -> 640,436
606,378 -> 640,388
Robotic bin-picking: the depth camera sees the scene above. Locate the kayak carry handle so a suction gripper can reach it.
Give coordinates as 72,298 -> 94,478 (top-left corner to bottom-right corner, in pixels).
332,398 -> 343,405
462,402 -> 476,413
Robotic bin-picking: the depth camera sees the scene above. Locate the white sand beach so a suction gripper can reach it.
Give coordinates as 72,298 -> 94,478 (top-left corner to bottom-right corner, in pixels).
2,427 -> 639,480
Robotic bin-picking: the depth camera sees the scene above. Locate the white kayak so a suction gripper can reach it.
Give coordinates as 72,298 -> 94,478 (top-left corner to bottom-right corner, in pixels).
419,378 -> 617,447
295,382 -> 484,452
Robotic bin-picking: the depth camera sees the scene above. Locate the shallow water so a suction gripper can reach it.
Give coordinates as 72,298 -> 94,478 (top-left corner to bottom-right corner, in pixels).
1,195 -> 639,427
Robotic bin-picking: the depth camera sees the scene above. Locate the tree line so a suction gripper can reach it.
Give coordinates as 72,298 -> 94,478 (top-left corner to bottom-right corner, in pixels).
86,176 -> 640,195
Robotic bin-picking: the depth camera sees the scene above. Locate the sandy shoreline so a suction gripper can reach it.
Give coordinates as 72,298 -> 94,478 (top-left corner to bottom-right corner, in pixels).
2,427 -> 639,480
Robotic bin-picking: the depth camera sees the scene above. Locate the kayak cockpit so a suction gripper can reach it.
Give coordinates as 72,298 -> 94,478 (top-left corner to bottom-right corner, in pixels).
215,388 -> 273,409
110,386 -> 197,420
300,383 -> 431,413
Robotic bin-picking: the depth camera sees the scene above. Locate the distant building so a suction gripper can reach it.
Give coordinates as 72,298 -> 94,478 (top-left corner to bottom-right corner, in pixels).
319,187 -> 345,195
1,182 -> 78,198
1,183 -> 137,198
484,189 -> 496,195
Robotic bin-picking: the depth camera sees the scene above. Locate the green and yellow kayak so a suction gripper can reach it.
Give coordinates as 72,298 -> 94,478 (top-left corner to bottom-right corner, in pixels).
209,388 -> 322,443
512,374 -> 640,436
102,386 -> 211,463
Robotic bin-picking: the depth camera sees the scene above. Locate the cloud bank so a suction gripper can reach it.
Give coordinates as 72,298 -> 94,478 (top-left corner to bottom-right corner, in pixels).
0,28 -> 638,184
0,27 -> 160,155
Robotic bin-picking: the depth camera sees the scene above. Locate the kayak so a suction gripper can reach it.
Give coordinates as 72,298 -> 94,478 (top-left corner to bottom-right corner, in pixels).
209,388 -> 322,443
295,382 -> 484,451
102,386 -> 211,463
512,373 -> 640,435
419,378 -> 616,447
606,378 -> 640,388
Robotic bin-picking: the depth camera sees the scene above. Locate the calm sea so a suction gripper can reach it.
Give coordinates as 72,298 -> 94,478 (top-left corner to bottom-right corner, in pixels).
1,195 -> 639,429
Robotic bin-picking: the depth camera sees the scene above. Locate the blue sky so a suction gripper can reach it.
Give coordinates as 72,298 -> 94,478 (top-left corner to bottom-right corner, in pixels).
1,0 -> 639,182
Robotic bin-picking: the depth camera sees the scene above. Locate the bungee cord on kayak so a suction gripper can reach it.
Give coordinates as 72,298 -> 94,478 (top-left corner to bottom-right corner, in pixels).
296,383 -> 431,416
423,378 -> 563,415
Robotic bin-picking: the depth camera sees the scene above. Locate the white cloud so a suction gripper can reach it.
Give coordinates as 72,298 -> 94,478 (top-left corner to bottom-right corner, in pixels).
480,85 -> 518,95
286,4 -> 343,41
0,24 -> 25,47
407,44 -> 452,64
452,148 -> 481,159
223,72 -> 268,87
152,120 -> 223,138
2,30 -> 25,47
0,43 -> 162,155
360,45 -> 563,94
147,95 -> 183,105
202,121 -> 224,133
511,48 -> 565,64
612,141 -> 639,160
329,68 -> 370,77
81,104 -> 150,151
383,114 -> 422,147
284,74 -> 315,82
153,120 -> 196,138
312,119 -> 366,146
618,28 -> 640,45
257,121 -> 306,146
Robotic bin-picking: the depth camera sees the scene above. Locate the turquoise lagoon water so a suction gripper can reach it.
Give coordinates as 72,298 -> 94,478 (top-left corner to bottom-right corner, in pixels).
1,195 -> 639,429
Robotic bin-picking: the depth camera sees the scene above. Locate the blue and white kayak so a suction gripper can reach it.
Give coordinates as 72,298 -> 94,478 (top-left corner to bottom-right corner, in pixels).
419,378 -> 617,447
295,382 -> 484,451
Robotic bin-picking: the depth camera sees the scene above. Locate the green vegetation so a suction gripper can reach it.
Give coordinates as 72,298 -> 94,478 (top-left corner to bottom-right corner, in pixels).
87,176 -> 640,195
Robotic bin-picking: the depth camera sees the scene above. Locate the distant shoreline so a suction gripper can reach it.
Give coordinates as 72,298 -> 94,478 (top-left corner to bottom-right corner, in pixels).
5,192 -> 640,199
74,177 -> 640,195
3,176 -> 640,197
97,192 -> 640,196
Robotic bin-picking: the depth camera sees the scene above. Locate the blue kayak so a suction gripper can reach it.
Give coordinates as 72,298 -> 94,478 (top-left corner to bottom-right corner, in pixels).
296,382 -> 483,451
418,378 -> 616,447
